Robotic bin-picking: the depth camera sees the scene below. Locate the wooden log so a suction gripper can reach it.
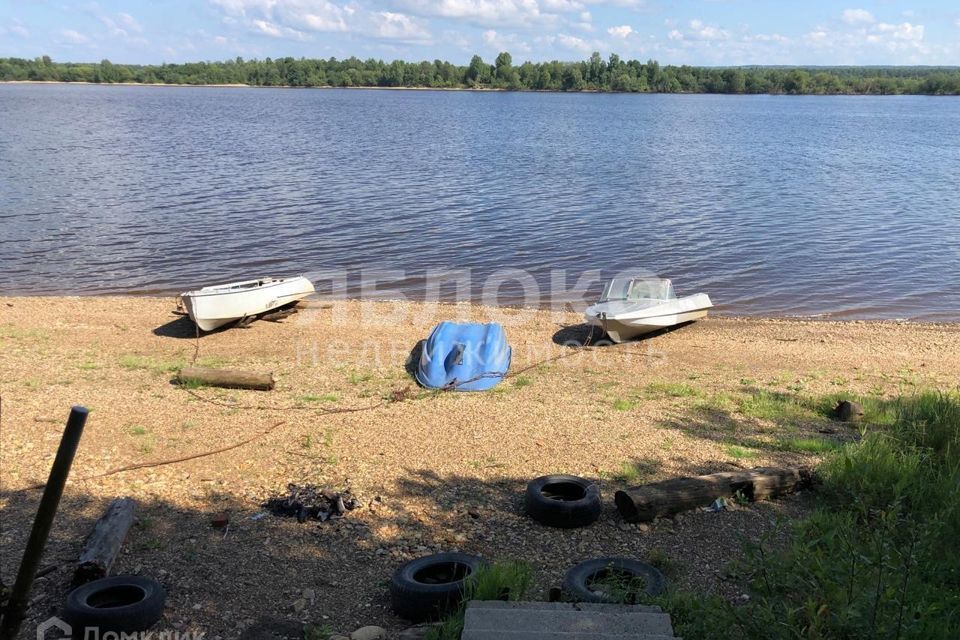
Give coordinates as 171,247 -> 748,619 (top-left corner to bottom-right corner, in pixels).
73,497 -> 136,585
176,366 -> 275,391
614,466 -> 814,523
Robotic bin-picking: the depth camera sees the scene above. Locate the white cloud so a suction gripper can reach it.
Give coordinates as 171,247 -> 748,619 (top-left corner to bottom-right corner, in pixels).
607,25 -> 632,38
211,0 -> 348,36
686,19 -> 729,40
541,0 -> 584,12
842,9 -> 875,25
955,18 -> 960,28
875,22 -> 924,42
667,29 -> 682,41
482,28 -> 531,52
2,21 -> 30,38
555,32 -> 591,52
579,11 -> 591,22
118,13 -> 143,33
372,11 -> 431,41
399,0 -> 545,27
60,29 -> 90,45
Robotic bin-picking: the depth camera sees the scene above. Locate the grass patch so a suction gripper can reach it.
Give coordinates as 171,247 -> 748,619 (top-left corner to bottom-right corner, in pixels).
613,459 -> 659,484
347,370 -> 373,384
119,354 -> 186,374
612,398 -> 636,411
776,437 -> 839,454
512,376 -> 532,389
77,361 -> 101,370
646,381 -> 701,398
724,444 -> 759,460
297,393 -> 340,403
584,565 -> 649,604
655,390 -> 960,640
426,561 -> 533,640
128,425 -> 148,436
737,390 -> 818,423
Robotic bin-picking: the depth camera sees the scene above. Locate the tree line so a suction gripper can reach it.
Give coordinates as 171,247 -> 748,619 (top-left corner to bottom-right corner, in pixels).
3,53 -> 959,95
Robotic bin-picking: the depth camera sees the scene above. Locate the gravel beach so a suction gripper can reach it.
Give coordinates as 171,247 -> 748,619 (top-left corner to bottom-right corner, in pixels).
2,296 -> 958,638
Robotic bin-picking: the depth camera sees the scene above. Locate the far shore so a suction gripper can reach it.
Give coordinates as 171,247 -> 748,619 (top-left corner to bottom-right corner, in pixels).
0,79 -> 512,91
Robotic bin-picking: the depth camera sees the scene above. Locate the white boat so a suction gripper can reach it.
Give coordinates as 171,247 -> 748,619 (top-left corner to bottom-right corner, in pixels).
584,277 -> 712,343
179,276 -> 315,332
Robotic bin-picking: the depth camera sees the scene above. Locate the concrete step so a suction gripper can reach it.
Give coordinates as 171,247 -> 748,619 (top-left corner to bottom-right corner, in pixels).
466,600 -> 662,614
460,632 -> 676,640
463,607 -> 674,636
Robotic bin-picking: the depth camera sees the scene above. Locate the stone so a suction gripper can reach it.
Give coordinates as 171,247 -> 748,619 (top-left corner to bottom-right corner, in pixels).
398,623 -> 440,640
350,626 -> 387,640
835,400 -> 865,422
292,597 -> 306,613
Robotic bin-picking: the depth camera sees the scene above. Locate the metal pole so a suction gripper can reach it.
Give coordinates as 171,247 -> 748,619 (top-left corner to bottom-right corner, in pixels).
0,406 -> 87,638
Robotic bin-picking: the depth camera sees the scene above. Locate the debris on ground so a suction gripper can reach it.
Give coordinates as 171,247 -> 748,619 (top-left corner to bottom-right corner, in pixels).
263,484 -> 361,523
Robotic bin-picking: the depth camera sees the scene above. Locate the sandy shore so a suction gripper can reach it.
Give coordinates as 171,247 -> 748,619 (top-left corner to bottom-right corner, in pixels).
1,296 -> 957,637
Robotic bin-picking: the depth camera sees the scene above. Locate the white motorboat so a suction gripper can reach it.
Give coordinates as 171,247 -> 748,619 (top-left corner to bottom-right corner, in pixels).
584,277 -> 712,343
179,276 -> 315,332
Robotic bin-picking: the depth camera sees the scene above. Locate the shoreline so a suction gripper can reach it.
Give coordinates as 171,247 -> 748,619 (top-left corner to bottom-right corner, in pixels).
2,293 -> 957,325
3,80 -> 956,97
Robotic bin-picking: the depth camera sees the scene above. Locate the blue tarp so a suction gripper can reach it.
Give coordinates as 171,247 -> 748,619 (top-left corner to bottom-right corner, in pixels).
415,321 -> 512,391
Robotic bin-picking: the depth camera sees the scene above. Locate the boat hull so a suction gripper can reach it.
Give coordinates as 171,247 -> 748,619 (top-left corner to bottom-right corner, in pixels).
585,294 -> 713,343
180,276 -> 315,332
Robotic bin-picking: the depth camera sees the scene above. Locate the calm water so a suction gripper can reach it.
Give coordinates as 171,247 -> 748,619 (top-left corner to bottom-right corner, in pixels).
1,84 -> 958,320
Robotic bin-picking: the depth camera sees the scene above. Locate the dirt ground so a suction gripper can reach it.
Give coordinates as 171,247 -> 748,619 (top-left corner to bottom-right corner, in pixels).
1,296 -> 958,638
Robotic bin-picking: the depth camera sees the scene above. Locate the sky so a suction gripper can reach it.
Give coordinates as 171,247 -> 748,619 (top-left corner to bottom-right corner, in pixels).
1,1 -> 959,66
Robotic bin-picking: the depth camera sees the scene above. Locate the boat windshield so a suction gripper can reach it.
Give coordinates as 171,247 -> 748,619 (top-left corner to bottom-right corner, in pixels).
600,278 -> 675,302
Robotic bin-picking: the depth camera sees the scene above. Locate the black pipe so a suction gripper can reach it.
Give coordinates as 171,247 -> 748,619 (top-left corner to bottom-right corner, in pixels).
0,406 -> 87,637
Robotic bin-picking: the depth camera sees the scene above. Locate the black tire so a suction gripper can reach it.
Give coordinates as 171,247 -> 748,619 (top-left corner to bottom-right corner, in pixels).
525,475 -> 601,528
64,575 -> 166,633
390,552 -> 485,621
562,557 -> 666,603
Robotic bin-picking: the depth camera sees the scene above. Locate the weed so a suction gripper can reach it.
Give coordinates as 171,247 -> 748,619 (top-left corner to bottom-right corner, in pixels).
614,459 -> 658,484
129,425 -> 147,436
427,562 -> 533,640
298,393 -> 340,403
302,434 -> 313,449
77,361 -> 101,370
612,398 -> 636,411
776,437 -> 838,454
512,376 -> 532,389
584,565 -> 648,604
347,371 -> 373,384
303,625 -> 335,640
725,445 -> 758,460
646,382 -> 701,398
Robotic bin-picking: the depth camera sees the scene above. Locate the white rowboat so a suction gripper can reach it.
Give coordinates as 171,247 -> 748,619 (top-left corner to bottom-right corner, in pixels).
585,277 -> 712,343
179,276 -> 315,332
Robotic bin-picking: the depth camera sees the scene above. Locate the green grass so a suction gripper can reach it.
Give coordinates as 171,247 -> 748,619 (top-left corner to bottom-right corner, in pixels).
119,354 -> 186,374
654,390 -> 960,640
297,393 -> 340,403
613,459 -> 658,484
426,561 -> 533,640
512,376 -> 532,389
347,370 -> 373,384
724,444 -> 759,460
303,625 -> 336,640
612,398 -> 636,411
738,390 -> 818,422
76,361 -> 101,370
646,381 -> 701,398
128,425 -> 148,436
776,437 -> 839,454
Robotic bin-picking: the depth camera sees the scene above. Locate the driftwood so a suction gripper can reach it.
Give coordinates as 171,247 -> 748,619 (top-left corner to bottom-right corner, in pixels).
614,466 -> 814,523
74,497 -> 136,585
177,366 -> 275,391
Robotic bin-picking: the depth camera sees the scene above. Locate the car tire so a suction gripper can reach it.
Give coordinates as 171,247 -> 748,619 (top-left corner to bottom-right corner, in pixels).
390,552 -> 485,621
562,557 -> 666,603
64,575 -> 166,633
525,475 -> 601,528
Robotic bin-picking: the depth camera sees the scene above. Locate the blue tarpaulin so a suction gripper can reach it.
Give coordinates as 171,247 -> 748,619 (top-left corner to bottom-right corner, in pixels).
415,321 -> 512,391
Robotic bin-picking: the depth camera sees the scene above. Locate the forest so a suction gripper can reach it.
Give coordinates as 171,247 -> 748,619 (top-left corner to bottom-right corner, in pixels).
2,53 -> 960,95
